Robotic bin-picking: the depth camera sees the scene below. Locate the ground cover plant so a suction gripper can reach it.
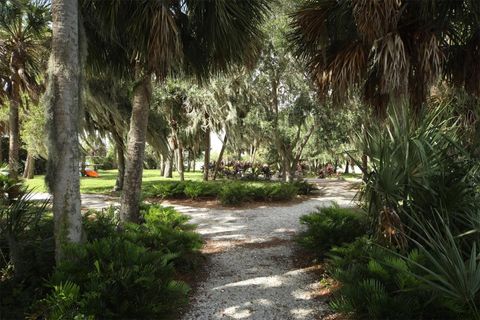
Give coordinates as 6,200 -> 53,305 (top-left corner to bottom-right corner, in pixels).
297,204 -> 368,257
298,104 -> 480,319
145,179 -> 316,205
0,181 -> 201,319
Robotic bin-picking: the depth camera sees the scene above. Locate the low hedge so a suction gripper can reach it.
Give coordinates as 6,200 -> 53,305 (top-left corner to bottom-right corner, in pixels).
146,180 -> 316,206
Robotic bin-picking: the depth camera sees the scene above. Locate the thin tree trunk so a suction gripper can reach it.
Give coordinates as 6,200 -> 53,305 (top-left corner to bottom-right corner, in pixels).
119,74 -> 152,223
23,153 -> 35,179
6,233 -> 24,279
213,132 -> 227,180
362,154 -> 368,180
112,131 -> 125,191
203,123 -> 210,181
344,159 -> 350,174
48,0 -> 83,264
159,153 -> 165,176
164,146 -> 173,178
0,133 -> 3,164
177,142 -> 184,181
186,150 -> 191,172
8,93 -> 20,179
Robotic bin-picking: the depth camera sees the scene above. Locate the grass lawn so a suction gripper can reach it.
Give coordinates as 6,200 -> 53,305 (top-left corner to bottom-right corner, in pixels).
25,169 -> 204,194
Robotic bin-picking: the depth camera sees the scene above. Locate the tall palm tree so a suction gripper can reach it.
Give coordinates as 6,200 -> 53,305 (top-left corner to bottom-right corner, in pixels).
0,0 -> 49,178
290,0 -> 480,115
46,0 -> 83,263
81,0 -> 269,222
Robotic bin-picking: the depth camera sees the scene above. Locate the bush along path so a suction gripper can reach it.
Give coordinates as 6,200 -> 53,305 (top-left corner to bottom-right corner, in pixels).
168,179 -> 357,320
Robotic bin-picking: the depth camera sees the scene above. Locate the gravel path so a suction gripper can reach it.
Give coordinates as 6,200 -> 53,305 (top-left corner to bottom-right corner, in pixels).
165,179 -> 358,320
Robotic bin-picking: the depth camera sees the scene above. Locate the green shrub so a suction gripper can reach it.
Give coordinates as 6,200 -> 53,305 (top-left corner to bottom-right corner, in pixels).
219,183 -> 250,205
298,205 -> 368,256
0,187 -> 53,319
328,237 -> 457,320
48,237 -> 189,319
0,203 -> 201,319
183,181 -> 219,199
358,105 -> 478,240
153,181 -> 187,198
41,281 -> 92,320
82,207 -> 117,241
265,183 -> 298,201
126,205 -> 202,270
293,180 -> 316,195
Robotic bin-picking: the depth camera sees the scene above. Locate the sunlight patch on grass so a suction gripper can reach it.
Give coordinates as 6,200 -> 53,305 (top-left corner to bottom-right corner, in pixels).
25,169 -> 203,194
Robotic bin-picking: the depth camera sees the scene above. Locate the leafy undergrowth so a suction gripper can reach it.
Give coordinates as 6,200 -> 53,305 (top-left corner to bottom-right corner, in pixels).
144,180 -> 316,206
1,204 -> 202,319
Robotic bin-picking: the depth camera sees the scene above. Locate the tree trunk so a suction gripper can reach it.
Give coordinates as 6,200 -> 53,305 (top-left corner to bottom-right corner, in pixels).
159,153 -> 165,176
48,0 -> 83,264
186,150 -> 191,172
23,153 -> 35,179
362,154 -> 368,180
164,147 -> 173,178
119,74 -> 152,223
112,132 -> 125,191
6,233 -> 25,279
177,143 -> 185,181
285,157 -> 297,182
203,124 -> 210,181
8,93 -> 20,179
213,132 -> 227,180
344,159 -> 349,174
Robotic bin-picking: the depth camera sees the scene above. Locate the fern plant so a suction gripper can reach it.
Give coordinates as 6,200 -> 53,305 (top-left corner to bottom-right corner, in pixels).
48,237 -> 189,319
328,237 -> 457,319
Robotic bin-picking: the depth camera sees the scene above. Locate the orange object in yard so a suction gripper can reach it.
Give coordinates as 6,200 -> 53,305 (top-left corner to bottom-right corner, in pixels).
84,169 -> 99,177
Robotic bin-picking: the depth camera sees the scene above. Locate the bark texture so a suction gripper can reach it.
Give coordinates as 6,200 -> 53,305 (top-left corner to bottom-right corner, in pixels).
203,125 -> 210,181
119,75 -> 152,222
47,0 -> 83,264
112,131 -> 125,191
213,133 -> 228,180
8,93 -> 20,179
23,153 -> 35,179
164,142 -> 174,178
176,143 -> 184,181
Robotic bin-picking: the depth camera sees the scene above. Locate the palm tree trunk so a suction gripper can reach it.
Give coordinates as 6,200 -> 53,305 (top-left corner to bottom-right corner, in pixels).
203,127 -> 211,181
23,153 -> 35,179
8,92 -> 20,179
213,132 -> 227,180
119,74 -> 152,223
112,131 -> 125,191
48,0 -> 83,264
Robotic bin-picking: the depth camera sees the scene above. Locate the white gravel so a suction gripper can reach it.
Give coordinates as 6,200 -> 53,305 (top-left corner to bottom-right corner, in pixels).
165,179 -> 358,320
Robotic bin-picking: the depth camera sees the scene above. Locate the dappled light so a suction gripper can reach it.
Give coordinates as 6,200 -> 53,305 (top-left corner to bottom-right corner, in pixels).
2,0 -> 479,318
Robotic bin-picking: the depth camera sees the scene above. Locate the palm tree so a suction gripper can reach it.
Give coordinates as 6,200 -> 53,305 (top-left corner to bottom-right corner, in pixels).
290,0 -> 480,115
0,0 -> 49,178
81,0 -> 269,221
46,0 -> 83,263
